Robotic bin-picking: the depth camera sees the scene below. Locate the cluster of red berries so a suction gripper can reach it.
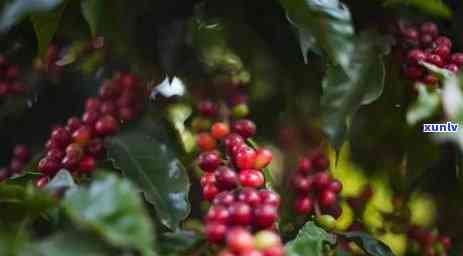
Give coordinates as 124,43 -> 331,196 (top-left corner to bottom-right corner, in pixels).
197,119 -> 272,200
398,21 -> 463,86
408,226 -> 452,256
217,228 -> 284,256
0,145 -> 31,182
291,152 -> 343,218
36,72 -> 145,187
0,55 -> 28,97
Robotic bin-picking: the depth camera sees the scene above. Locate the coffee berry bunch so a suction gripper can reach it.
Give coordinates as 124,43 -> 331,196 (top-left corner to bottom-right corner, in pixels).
217,228 -> 285,256
36,72 -> 145,187
0,144 -> 31,182
398,21 -> 463,86
0,54 -> 29,97
292,152 -> 343,221
407,225 -> 452,256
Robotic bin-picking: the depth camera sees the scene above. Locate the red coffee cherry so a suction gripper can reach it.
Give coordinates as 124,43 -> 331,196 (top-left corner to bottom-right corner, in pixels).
444,64 -> 459,73
9,158 -> 24,173
66,117 -> 83,132
237,188 -> 261,207
319,190 -> 337,208
254,148 -> 273,170
198,151 -> 222,172
313,172 -> 331,190
206,205 -> 230,224
79,155 -> 96,173
206,222 -> 227,243
82,111 -> 101,125
422,74 -> 438,85
72,126 -> 93,145
13,144 -> 30,161
226,227 -> 255,253
95,115 -> 119,136
215,166 -> 239,190
295,196 -> 313,215
224,133 -> 245,151
46,148 -> 65,162
259,190 -> 280,207
420,22 -> 438,37
87,138 -> 106,158
239,169 -> 265,188
198,100 -> 219,117
36,176 -> 50,188
435,36 -> 452,48
203,183 -> 220,201
298,158 -> 312,174
51,127 -> 71,147
450,53 -> 463,66
403,65 -> 424,79
426,54 -> 444,67
211,122 -> 230,140
197,133 -> 217,152
327,179 -> 343,193
407,49 -> 426,64
229,202 -> 253,225
213,191 -> 236,207
85,98 -> 101,112
232,119 -> 256,139
254,204 -> 278,228
38,158 -> 61,176
235,147 -> 257,170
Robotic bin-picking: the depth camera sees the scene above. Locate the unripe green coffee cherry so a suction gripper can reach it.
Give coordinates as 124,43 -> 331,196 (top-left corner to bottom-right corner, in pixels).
232,104 -> 249,118
255,230 -> 281,250
316,214 -> 337,231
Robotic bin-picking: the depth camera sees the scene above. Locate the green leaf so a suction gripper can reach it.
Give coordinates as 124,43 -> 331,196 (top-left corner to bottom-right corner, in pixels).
158,230 -> 205,256
406,84 -> 441,125
31,230 -> 116,256
321,31 -> 389,152
106,115 -> 191,230
280,0 -> 354,71
384,0 -> 451,18
30,1 -> 68,57
0,0 -> 64,31
0,183 -> 56,230
285,221 -> 336,256
45,169 -> 76,194
63,173 -> 156,256
340,232 -> 395,256
80,0 -> 104,36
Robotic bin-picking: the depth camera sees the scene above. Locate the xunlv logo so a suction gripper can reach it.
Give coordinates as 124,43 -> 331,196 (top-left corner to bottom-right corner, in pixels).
423,122 -> 459,133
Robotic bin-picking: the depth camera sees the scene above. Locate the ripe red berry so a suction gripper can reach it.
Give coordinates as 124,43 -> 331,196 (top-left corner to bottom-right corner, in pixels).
118,73 -> 140,90
213,191 -> 236,207
241,250 -> 263,256
292,175 -> 312,193
211,122 -> 230,140
407,49 -> 426,64
433,45 -> 451,59
254,148 -> 272,170
197,133 -> 217,152
298,158 -> 312,174
426,54 -> 444,67
87,138 -> 105,158
99,82 -> 116,99
206,205 -> 230,224
319,190 -> 337,208
198,151 -> 221,172
206,222 -> 227,243
229,202 -> 253,225
13,144 -> 30,161
231,143 -> 248,156
224,133 -> 245,151
226,227 -> 255,253
117,91 -> 136,108
72,126 -> 93,145
420,22 -> 438,37
79,155 -> 96,173
237,188 -> 261,207
198,100 -> 218,117
95,115 -> 119,136
66,117 -> 82,132
215,166 -> 239,190
262,246 -> 285,256
445,64 -> 459,73
422,74 -> 438,85
51,127 -> 71,147
450,53 -> 463,67
235,147 -> 257,170
403,65 -> 424,79
259,190 -> 280,207
313,172 -> 331,190
295,196 -> 313,215
232,119 -> 256,139
203,183 -> 220,201
5,65 -> 18,80
99,101 -> 117,115
327,179 -> 342,193
439,236 -> 452,250
118,107 -> 137,122
85,98 -> 101,112
36,176 -> 50,188
312,153 -> 329,171
401,27 -> 419,40
46,148 -> 65,162
420,34 -> 433,47
254,204 -> 278,228
65,143 -> 83,158
61,154 -> 80,171
200,172 -> 216,187
38,158 -> 61,175
239,169 -> 264,188
9,158 -> 24,173
435,36 -> 452,48
82,111 -> 100,125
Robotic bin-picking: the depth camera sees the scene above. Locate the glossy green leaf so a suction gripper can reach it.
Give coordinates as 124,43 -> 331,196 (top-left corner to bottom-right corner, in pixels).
0,0 -> 64,31
279,0 -> 354,71
322,31 -> 389,152
158,230 -> 205,256
406,85 -> 441,125
285,221 -> 336,256
384,0 -> 451,18
63,173 -> 156,256
106,115 -> 191,230
30,1 -> 67,57
80,0 -> 105,36
340,232 -> 395,256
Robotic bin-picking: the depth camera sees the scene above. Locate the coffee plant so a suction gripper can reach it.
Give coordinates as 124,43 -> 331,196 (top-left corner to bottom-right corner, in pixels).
0,0 -> 462,256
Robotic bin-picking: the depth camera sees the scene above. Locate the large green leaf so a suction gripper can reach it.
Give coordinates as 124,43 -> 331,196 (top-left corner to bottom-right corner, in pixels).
340,232 -> 395,256
63,173 -> 156,256
279,0 -> 354,71
0,0 -> 64,31
106,115 -> 191,230
30,1 -> 68,57
80,0 -> 105,36
321,31 -> 389,152
285,221 -> 336,256
384,0 -> 451,18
